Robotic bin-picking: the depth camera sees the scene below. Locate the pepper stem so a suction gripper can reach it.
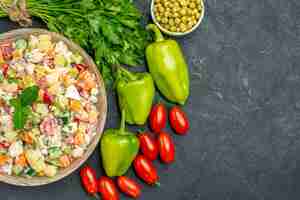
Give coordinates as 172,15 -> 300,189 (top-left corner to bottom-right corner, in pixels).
146,24 -> 164,42
118,67 -> 137,81
119,109 -> 126,133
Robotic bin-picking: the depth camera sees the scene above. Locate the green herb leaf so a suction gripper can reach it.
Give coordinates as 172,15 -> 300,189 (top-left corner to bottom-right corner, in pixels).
9,98 -> 19,108
10,86 -> 38,129
12,100 -> 23,130
13,105 -> 31,130
20,86 -> 39,106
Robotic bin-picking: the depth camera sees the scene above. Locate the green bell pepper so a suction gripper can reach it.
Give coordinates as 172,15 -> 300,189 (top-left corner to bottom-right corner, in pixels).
146,24 -> 190,105
101,110 -> 140,177
116,67 -> 155,125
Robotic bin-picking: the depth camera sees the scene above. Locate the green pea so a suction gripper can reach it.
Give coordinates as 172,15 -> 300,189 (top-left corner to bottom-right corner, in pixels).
195,12 -> 201,19
171,26 -> 177,32
165,2 -> 171,8
189,2 -> 196,9
173,12 -> 180,18
169,18 -> 175,26
187,21 -> 194,28
180,0 -> 187,6
162,24 -> 167,29
161,18 -> 168,24
158,6 -> 165,13
173,6 -> 179,12
181,16 -> 188,23
179,23 -> 186,31
175,18 -> 181,24
15,39 -> 27,50
195,0 -> 201,5
179,8 -> 187,16
193,8 -> 199,15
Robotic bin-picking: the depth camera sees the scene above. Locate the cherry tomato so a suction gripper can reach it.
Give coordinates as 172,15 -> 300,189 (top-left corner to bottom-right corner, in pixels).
42,90 -> 54,104
39,116 -> 59,136
80,165 -> 98,196
169,106 -> 189,135
138,132 -> 158,161
133,155 -> 159,185
117,176 -> 141,198
0,142 -> 10,149
158,132 -> 175,164
0,42 -> 13,61
97,176 -> 119,200
149,103 -> 167,133
72,63 -> 88,72
1,63 -> 9,77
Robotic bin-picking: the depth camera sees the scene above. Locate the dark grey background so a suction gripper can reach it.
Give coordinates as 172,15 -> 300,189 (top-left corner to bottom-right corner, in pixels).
0,0 -> 300,199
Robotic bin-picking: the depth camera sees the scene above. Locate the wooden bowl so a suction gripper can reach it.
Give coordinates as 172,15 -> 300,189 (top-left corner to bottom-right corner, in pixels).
0,29 -> 107,186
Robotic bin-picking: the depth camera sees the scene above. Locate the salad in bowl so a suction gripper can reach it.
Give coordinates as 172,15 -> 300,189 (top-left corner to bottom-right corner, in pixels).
0,29 -> 106,185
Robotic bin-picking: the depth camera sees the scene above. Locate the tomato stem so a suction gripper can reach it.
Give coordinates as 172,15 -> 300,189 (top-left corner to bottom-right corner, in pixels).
90,193 -> 100,200
155,182 -> 161,187
137,128 -> 146,134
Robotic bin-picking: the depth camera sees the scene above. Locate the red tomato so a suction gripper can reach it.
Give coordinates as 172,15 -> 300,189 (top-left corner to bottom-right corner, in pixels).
0,42 -> 13,61
158,132 -> 175,164
97,176 -> 119,200
80,165 -> 98,196
0,141 -> 10,149
138,132 -> 158,161
133,155 -> 159,185
117,176 -> 141,198
1,63 -> 9,77
39,116 -> 59,136
42,90 -> 54,104
149,103 -> 167,133
72,63 -> 88,72
169,106 -> 189,135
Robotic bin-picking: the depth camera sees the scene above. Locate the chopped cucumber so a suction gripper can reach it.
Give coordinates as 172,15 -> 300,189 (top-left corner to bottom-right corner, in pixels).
48,147 -> 62,159
15,39 -> 27,50
24,167 -> 36,177
13,165 -> 24,176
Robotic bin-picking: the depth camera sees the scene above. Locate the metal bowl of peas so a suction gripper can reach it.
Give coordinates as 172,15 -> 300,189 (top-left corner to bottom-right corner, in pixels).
151,0 -> 205,36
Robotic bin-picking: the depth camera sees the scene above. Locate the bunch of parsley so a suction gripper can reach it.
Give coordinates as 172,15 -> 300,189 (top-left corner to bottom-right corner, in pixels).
1,0 -> 150,87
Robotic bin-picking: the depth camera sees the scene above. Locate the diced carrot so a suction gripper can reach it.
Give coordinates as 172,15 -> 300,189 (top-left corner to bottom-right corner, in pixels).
74,131 -> 85,146
21,132 -> 34,145
0,50 -> 4,64
84,79 -> 96,91
62,75 -> 74,87
0,155 -> 9,165
59,155 -> 71,168
78,70 -> 90,80
15,153 -> 27,167
46,47 -> 55,57
69,100 -> 82,112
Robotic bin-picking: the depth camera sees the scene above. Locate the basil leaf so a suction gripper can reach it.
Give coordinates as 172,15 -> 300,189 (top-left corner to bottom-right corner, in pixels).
10,86 -> 37,129
13,106 -> 31,130
12,100 -> 23,129
20,86 -> 39,106
9,98 -> 19,108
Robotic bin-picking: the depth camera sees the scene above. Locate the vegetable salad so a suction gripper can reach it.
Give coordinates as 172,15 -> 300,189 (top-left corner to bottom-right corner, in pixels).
0,34 -> 100,178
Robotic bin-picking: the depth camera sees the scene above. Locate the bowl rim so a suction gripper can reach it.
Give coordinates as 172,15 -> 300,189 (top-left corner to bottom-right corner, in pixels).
151,0 -> 205,36
0,28 -> 107,186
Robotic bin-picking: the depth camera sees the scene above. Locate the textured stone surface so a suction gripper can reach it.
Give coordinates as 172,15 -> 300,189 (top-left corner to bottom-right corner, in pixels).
1,0 -> 300,199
